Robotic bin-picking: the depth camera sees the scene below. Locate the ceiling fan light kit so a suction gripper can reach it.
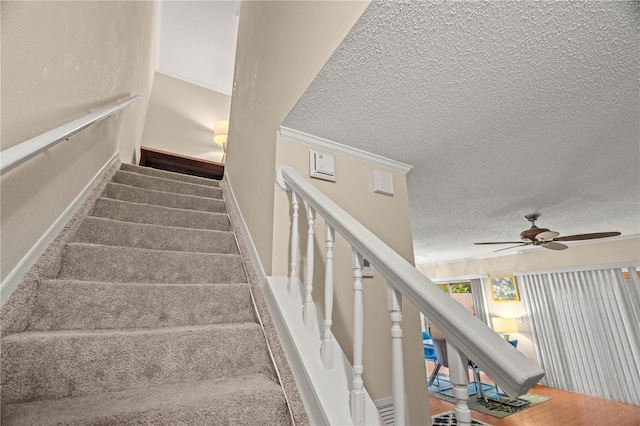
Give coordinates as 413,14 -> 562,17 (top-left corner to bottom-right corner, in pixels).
474,213 -> 621,253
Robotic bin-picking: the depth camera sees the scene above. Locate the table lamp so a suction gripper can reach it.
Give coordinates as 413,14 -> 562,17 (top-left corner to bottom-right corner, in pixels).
493,317 -> 518,341
213,120 -> 229,163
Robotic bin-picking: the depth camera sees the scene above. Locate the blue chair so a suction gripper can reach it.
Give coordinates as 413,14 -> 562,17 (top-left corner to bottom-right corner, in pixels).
423,331 -> 436,359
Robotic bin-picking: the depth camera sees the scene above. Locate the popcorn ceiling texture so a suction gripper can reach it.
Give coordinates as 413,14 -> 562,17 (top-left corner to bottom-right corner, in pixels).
283,1 -> 640,264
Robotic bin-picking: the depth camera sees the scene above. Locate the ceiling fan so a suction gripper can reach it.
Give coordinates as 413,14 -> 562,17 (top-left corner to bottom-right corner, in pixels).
474,213 -> 621,252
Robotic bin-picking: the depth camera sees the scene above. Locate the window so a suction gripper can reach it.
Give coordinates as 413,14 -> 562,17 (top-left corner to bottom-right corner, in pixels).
437,282 -> 471,295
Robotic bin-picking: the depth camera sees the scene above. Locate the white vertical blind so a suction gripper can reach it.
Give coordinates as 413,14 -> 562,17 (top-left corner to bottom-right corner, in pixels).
519,268 -> 640,405
470,278 -> 490,327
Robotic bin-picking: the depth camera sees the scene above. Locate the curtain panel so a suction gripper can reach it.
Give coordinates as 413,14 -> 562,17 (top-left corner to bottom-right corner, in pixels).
470,278 -> 490,327
519,268 -> 640,406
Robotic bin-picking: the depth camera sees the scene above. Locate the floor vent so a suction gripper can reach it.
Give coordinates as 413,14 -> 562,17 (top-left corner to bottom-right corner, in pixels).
374,397 -> 395,426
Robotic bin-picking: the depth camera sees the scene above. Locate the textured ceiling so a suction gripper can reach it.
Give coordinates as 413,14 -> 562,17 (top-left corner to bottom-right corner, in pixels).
283,0 -> 640,265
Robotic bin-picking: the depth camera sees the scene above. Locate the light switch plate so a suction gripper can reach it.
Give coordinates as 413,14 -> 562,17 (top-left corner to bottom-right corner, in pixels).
310,151 -> 336,182
372,170 -> 394,196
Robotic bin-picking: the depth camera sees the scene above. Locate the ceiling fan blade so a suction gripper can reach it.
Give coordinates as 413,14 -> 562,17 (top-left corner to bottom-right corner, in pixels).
493,243 -> 530,252
474,241 -> 526,245
554,231 -> 621,242
543,241 -> 568,250
536,231 -> 559,242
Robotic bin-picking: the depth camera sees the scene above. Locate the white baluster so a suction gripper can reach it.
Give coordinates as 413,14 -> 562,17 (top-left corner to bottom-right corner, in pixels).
321,224 -> 335,369
447,341 -> 471,426
303,206 -> 316,329
351,250 -> 365,425
288,192 -> 299,298
387,283 -> 406,426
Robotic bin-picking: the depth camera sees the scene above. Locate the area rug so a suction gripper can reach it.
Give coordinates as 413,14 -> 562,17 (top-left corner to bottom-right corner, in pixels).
429,377 -> 551,418
431,410 -> 492,426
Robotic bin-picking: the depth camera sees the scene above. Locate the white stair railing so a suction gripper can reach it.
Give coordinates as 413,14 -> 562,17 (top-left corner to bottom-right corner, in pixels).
276,166 -> 545,426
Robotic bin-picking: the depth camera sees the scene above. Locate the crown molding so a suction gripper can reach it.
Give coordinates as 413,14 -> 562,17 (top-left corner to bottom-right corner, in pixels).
428,274 -> 489,283
279,126 -> 412,175
156,69 -> 232,97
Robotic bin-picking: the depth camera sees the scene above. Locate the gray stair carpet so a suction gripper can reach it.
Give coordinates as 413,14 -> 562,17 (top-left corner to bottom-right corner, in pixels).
1,164 -> 293,425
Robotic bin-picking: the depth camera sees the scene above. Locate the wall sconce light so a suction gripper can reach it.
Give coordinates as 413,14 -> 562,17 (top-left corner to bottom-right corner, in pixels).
492,317 -> 519,341
213,120 -> 229,163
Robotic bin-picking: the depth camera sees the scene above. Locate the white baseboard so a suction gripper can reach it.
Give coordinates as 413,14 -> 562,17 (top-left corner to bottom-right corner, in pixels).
221,173 -> 268,285
0,153 -> 120,305
223,173 -> 382,425
265,275 -> 383,426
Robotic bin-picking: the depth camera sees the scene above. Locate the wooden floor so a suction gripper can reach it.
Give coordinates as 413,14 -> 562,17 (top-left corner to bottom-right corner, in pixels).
427,363 -> 640,426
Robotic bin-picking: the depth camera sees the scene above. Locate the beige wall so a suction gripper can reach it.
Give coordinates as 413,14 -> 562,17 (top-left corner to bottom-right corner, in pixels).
140,72 -> 230,163
228,2 -> 430,422
225,0 -> 370,275
273,136 -> 430,424
419,237 -> 640,363
1,1 -> 156,281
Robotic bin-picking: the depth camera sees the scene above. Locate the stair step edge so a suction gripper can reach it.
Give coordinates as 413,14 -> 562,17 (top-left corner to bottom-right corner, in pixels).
92,197 -> 229,216
115,169 -> 224,193
120,163 -> 221,187
105,182 -> 225,203
77,215 -> 236,236
4,322 -> 261,341
1,374 -> 286,426
63,241 -> 243,257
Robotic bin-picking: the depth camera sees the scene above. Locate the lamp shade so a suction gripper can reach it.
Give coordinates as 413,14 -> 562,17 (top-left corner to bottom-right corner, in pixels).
493,317 -> 519,334
213,120 -> 229,146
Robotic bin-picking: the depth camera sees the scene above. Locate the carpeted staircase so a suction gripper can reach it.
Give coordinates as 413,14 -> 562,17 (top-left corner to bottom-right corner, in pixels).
1,164 -> 294,425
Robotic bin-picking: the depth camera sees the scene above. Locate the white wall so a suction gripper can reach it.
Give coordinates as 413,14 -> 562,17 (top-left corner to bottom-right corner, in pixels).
156,1 -> 238,95
140,73 -> 230,163
226,0 -> 370,276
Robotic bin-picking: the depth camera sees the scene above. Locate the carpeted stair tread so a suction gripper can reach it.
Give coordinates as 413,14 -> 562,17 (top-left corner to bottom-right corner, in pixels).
112,170 -> 223,199
91,197 -> 231,231
120,163 -> 221,187
2,323 -> 274,404
1,373 -> 289,426
30,280 -> 254,331
74,216 -> 239,254
58,243 -> 247,284
1,162 -> 300,425
103,182 -> 226,213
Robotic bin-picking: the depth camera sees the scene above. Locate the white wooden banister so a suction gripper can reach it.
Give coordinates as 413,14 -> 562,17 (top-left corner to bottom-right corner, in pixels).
277,165 -> 544,393
277,165 -> 545,424
0,96 -> 139,175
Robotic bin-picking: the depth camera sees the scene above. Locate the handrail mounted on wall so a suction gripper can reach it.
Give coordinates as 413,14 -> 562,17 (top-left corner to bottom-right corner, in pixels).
0,95 -> 139,175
